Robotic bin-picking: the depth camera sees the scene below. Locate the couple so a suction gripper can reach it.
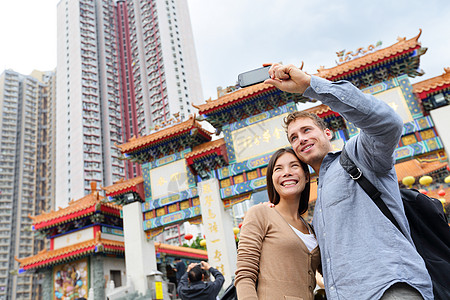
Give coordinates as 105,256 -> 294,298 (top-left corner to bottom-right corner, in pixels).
234,64 -> 433,300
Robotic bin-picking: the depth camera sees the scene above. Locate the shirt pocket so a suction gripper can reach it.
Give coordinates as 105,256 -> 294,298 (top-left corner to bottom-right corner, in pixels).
322,167 -> 350,207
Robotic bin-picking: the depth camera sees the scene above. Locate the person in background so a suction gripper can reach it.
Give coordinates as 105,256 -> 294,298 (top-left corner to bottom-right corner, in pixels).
177,261 -> 224,300
173,258 -> 186,285
235,147 -> 320,300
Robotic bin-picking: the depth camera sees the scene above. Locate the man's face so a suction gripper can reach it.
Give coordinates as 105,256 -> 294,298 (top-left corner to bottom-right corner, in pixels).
287,117 -> 333,171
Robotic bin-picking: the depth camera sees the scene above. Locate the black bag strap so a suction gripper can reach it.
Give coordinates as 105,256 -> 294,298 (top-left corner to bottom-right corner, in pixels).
340,145 -> 405,236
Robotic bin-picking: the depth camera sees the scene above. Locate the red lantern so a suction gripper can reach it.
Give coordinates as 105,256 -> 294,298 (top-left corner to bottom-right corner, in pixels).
238,222 -> 243,229
184,233 -> 193,241
418,189 -> 427,195
438,189 -> 446,197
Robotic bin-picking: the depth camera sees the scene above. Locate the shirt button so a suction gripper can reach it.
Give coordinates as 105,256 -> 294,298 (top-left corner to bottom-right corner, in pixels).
308,270 -> 312,275
327,258 -> 330,263
319,209 -> 322,212
330,286 -> 335,291
323,232 -> 326,237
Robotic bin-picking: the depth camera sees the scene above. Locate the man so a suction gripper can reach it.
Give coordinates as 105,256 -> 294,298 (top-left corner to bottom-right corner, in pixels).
173,258 -> 186,285
177,261 -> 225,300
264,64 -> 433,300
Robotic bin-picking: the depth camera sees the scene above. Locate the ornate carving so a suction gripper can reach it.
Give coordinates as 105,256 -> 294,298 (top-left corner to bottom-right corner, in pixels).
336,41 -> 382,65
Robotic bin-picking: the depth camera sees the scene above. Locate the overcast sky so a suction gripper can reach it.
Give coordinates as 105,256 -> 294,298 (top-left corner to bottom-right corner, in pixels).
1,0 -> 449,101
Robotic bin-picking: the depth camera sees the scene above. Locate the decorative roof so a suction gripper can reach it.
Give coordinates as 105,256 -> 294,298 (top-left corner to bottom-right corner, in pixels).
194,83 -> 276,115
394,159 -> 448,181
31,183 -> 121,230
154,242 -> 208,260
117,115 -> 212,154
413,67 -> 450,98
196,31 -> 424,122
16,235 -> 124,271
316,30 -> 424,80
185,138 -> 229,179
304,104 -> 341,117
103,176 -> 144,197
185,138 -> 226,161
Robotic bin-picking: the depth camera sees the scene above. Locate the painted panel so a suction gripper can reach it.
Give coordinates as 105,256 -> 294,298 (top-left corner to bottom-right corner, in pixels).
101,226 -> 123,236
220,176 -> 267,199
101,233 -> 124,242
143,206 -> 202,230
402,116 -> 434,135
401,134 -> 417,146
394,137 -> 443,161
53,258 -> 89,300
142,187 -> 198,212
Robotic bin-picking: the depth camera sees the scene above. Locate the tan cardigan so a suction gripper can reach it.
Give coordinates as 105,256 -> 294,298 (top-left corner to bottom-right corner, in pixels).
235,204 -> 320,300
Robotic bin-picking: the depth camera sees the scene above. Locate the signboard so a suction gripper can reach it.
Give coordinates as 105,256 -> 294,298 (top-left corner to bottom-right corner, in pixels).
231,113 -> 290,162
150,159 -> 189,199
372,86 -> 413,123
199,179 -> 237,288
53,227 -> 93,250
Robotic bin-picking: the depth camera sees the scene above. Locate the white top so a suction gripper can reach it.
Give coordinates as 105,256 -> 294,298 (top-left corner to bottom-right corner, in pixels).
289,224 -> 318,252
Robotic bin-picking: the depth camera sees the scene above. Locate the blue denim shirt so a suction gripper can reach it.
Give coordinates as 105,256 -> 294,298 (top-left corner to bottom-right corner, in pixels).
304,76 -> 433,300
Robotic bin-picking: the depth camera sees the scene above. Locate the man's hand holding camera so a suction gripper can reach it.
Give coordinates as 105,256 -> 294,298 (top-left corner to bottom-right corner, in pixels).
186,261 -> 211,273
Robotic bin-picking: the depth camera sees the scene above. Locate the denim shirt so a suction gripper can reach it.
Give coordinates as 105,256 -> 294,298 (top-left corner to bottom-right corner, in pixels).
304,76 -> 433,300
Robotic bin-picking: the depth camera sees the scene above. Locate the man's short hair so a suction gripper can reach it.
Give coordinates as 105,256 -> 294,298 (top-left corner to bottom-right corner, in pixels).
283,111 -> 328,132
188,265 -> 203,283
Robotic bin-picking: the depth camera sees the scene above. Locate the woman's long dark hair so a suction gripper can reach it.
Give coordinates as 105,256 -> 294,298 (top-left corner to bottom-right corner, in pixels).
266,148 -> 310,215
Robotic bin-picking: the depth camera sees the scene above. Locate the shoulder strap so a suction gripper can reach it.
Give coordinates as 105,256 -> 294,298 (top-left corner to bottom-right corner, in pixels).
339,145 -> 405,236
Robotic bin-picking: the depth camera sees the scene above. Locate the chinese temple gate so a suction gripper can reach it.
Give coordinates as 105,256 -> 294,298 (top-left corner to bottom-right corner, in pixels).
17,30 -> 449,299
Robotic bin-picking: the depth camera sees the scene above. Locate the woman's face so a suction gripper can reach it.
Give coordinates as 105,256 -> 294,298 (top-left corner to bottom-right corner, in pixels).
272,152 -> 307,201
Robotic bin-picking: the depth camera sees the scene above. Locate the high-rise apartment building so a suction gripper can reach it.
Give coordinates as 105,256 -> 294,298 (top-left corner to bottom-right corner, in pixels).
0,70 -> 56,300
56,0 -> 203,207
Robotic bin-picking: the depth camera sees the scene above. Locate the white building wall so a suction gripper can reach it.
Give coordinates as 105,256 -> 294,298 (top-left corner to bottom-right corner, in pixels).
103,256 -> 127,288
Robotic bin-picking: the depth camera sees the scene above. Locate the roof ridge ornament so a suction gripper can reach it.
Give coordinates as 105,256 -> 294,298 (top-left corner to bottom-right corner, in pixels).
335,41 -> 383,65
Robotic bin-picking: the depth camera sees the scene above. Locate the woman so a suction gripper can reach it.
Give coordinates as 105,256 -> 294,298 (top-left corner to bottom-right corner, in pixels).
235,147 -> 320,300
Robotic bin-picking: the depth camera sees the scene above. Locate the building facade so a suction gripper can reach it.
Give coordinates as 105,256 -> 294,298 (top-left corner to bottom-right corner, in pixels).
0,70 -> 56,300
56,0 -> 203,207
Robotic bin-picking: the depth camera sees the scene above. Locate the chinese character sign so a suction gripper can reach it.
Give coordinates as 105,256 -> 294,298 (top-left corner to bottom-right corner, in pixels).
368,86 -> 412,123
150,159 -> 189,199
199,179 -> 237,288
232,114 -> 290,162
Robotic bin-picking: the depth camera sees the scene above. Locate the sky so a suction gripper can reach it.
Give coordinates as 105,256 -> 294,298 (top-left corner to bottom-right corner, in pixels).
0,0 -> 449,101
